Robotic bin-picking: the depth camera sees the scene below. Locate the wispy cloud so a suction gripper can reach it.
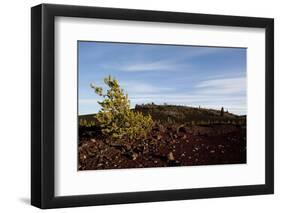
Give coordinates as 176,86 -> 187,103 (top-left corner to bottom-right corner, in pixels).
121,81 -> 173,94
118,61 -> 179,72
101,46 -> 226,73
87,80 -> 174,94
195,77 -> 246,95
102,60 -> 189,72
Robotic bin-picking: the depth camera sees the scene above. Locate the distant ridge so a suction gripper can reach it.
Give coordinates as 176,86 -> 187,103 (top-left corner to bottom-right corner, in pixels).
79,104 -> 246,125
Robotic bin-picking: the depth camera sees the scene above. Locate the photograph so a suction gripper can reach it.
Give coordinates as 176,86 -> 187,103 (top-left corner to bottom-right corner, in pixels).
30,3 -> 274,208
78,41 -> 247,171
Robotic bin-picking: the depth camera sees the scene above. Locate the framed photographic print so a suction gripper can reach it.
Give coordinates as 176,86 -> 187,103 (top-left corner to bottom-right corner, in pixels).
31,3 -> 274,209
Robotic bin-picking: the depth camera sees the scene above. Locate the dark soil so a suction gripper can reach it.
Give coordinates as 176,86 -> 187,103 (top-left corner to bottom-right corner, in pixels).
78,123 -> 246,171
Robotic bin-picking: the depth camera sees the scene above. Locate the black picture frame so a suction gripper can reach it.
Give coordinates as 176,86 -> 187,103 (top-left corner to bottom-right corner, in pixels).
31,3 -> 274,209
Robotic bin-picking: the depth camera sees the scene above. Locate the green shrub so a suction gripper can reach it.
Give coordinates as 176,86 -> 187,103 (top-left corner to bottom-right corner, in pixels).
90,75 -> 153,140
79,119 -> 95,128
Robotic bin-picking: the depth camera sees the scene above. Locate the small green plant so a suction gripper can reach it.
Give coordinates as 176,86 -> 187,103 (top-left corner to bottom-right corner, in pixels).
79,119 -> 95,128
90,75 -> 153,141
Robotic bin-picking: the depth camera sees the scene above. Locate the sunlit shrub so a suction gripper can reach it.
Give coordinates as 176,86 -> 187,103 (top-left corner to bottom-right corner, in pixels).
90,75 -> 153,140
79,119 -> 95,128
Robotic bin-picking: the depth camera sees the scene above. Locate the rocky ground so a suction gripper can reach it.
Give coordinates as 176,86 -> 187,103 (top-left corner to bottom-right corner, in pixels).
78,123 -> 246,170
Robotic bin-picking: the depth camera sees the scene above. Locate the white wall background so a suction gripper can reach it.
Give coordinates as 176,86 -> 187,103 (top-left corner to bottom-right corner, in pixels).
0,0 -> 279,212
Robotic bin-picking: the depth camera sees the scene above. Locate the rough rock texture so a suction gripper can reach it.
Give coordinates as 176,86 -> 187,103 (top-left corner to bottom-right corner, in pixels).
78,123 -> 246,171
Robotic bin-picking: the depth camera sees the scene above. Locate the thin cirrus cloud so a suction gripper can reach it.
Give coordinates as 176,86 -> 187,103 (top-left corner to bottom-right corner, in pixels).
195,77 -> 246,95
120,81 -> 173,94
86,80 -> 173,95
117,61 -> 179,72
101,47 -> 223,72
102,59 -> 189,72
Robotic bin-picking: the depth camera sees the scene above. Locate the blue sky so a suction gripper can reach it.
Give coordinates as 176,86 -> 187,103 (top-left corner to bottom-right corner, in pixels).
78,41 -> 247,115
